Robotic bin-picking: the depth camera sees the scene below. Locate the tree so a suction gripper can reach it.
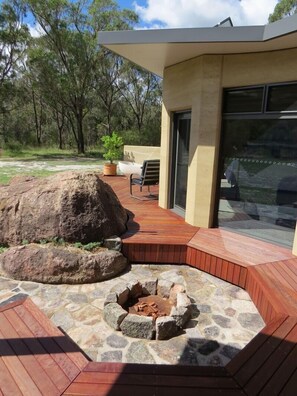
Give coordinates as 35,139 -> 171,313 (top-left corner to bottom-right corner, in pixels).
269,0 -> 297,22
23,0 -> 138,153
118,64 -> 162,134
0,1 -> 28,86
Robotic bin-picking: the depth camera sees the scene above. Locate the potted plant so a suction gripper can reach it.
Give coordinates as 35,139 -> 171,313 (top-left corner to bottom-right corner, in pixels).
101,132 -> 124,176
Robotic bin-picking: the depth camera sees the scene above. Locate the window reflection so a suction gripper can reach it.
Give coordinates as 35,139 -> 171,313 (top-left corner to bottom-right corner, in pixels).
218,116 -> 297,248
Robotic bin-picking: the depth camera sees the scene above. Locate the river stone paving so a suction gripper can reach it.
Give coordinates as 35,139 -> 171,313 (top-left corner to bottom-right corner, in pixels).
0,264 -> 265,366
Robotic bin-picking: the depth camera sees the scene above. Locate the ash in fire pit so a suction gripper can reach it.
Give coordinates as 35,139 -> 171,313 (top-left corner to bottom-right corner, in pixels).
103,279 -> 193,340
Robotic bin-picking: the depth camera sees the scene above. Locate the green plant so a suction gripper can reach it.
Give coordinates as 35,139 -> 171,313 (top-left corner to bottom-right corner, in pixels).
51,236 -> 65,245
21,239 -> 29,245
0,244 -> 8,254
101,132 -> 123,164
73,241 -> 102,251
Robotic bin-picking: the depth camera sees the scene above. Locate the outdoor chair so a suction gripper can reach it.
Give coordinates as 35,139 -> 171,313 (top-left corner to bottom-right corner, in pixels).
130,159 -> 160,200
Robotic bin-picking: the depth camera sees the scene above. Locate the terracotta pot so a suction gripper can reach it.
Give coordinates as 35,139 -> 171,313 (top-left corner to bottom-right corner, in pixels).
103,163 -> 117,176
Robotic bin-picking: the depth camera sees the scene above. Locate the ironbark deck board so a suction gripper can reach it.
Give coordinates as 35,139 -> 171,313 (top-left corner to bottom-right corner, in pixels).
0,297 -> 88,396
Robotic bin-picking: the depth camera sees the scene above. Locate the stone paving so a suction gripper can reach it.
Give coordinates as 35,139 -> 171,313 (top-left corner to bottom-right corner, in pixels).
0,264 -> 265,366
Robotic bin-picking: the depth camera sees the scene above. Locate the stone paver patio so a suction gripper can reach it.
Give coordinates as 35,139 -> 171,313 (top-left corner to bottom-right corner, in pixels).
0,264 -> 264,366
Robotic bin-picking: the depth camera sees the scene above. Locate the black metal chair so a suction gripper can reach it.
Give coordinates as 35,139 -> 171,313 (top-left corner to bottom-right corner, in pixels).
130,159 -> 160,200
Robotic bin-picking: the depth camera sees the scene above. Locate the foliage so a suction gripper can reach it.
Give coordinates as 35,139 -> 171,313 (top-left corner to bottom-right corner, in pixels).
101,131 -> 123,163
0,244 -> 8,253
269,0 -> 297,22
0,0 -> 161,153
73,241 -> 102,251
38,239 -> 102,251
0,0 -> 29,87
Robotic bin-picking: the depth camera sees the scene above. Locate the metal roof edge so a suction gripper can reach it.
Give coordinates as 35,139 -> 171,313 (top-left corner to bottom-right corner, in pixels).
263,13 -> 297,40
98,26 -> 265,45
98,13 -> 297,46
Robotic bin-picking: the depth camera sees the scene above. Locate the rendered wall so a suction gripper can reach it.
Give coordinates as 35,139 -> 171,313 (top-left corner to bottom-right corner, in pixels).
160,47 -> 297,244
123,145 -> 160,164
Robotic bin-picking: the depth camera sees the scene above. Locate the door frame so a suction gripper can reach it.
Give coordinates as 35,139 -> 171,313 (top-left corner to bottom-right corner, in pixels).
170,111 -> 191,217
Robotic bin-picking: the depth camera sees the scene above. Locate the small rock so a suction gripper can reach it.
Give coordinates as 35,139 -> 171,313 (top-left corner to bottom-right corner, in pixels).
198,340 -> 220,356
103,303 -> 128,330
103,236 -> 122,252
204,326 -> 220,339
170,306 -> 191,327
51,310 -> 74,331
128,281 -> 143,299
176,292 -> 191,309
220,344 -> 240,359
156,316 -> 180,340
106,334 -> 129,349
101,350 -> 122,362
169,284 -> 186,304
178,345 -> 199,365
126,341 -> 155,364
67,293 -> 88,304
207,355 -> 223,366
0,293 -> 28,308
157,279 -> 174,298
104,292 -> 118,306
114,285 -> 129,306
212,315 -> 232,329
238,313 -> 264,332
195,304 -> 211,313
189,304 -> 201,318
141,279 -> 157,295
120,314 -> 155,339
224,307 -> 236,317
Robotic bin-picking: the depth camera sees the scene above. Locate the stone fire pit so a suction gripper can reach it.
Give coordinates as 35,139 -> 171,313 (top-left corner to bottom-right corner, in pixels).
103,279 -> 192,340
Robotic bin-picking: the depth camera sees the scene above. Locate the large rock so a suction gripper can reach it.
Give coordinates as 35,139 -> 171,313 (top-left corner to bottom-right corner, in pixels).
0,172 -> 127,246
0,244 -> 128,284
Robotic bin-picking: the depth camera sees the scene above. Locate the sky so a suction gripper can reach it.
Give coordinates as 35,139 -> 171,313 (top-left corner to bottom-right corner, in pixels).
118,0 -> 279,28
1,0 -> 279,36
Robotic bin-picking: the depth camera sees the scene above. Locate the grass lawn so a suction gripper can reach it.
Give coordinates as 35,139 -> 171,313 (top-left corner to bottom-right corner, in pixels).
0,148 -> 105,185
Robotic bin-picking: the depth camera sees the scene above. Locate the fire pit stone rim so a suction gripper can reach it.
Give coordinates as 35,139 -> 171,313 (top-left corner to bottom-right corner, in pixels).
103,278 -> 192,340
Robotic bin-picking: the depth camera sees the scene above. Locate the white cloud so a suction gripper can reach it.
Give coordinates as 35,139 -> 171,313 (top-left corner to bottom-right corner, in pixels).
133,0 -> 279,28
28,23 -> 44,38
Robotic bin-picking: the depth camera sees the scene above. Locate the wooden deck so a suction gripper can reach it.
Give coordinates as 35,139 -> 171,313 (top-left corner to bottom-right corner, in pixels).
1,175 -> 297,395
0,297 -> 89,396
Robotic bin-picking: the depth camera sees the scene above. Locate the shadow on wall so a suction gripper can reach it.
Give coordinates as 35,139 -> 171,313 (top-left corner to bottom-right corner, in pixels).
123,145 -> 160,164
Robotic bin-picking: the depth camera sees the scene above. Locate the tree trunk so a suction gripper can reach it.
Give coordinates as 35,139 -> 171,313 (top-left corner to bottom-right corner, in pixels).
76,108 -> 85,154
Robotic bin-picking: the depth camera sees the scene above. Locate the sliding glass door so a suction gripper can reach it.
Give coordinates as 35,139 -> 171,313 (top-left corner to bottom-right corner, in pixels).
217,83 -> 297,248
172,112 -> 191,215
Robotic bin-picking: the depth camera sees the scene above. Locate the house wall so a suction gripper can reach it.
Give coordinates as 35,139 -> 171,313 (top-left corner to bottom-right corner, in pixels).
123,145 -> 160,164
160,47 -> 297,250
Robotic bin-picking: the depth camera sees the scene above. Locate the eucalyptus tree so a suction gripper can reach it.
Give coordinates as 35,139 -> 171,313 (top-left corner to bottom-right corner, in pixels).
0,0 -> 28,87
23,0 -> 137,153
0,0 -> 29,148
117,64 -> 162,135
269,0 -> 297,22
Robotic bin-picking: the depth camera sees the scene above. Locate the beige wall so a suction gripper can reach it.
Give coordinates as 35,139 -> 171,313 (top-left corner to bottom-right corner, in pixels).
123,145 -> 160,164
160,47 -> 297,247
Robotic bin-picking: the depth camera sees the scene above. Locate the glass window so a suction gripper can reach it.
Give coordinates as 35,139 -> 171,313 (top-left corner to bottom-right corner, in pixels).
223,87 -> 264,113
218,119 -> 297,248
267,83 -> 297,112
219,82 -> 297,248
